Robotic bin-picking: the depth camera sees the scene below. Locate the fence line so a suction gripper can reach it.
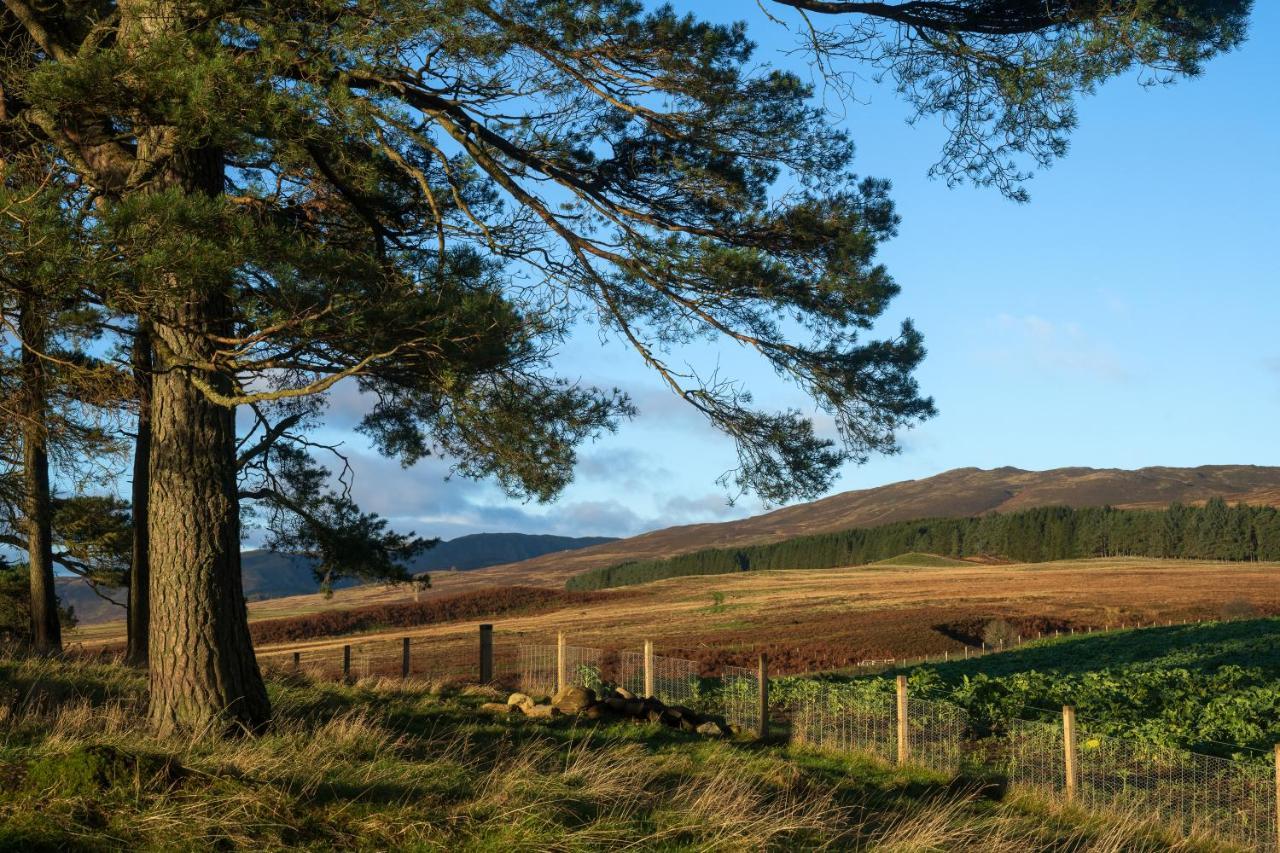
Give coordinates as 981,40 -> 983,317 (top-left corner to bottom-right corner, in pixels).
253,629 -> 1278,850
785,682 -> 1277,852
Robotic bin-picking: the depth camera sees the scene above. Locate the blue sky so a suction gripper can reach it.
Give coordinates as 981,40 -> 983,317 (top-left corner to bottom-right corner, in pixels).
298,3 -> 1280,545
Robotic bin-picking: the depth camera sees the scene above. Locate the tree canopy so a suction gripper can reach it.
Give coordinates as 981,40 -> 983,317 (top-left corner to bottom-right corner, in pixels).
0,0 -> 1250,731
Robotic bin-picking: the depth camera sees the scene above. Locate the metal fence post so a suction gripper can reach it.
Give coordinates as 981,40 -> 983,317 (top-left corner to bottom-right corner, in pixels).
401,637 -> 410,678
557,632 -> 567,694
479,624 -> 493,683
643,640 -> 655,699
342,644 -> 351,680
896,675 -> 909,765
1063,706 -> 1079,802
757,653 -> 769,739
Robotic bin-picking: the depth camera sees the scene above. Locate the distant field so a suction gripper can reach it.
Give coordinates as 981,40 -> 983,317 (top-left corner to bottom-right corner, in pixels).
73,558 -> 1280,682
869,552 -> 975,567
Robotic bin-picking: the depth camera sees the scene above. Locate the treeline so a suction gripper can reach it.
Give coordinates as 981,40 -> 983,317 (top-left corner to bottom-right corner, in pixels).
566,500 -> 1280,591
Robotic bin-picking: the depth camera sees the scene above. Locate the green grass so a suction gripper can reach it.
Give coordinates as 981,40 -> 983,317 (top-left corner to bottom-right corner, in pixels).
867,552 -> 974,568
0,654 -> 1237,851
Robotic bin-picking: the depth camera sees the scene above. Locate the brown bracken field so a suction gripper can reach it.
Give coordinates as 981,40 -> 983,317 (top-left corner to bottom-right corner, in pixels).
71,556 -> 1280,676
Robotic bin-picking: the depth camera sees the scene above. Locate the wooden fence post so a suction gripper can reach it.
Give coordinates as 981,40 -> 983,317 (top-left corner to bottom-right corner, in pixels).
1063,706 -> 1078,803
557,632 -> 567,695
479,624 -> 493,683
401,637 -> 411,678
1274,743 -> 1280,851
896,675 -> 909,765
643,640 -> 655,699
342,644 -> 351,680
292,651 -> 300,669
757,653 -> 769,739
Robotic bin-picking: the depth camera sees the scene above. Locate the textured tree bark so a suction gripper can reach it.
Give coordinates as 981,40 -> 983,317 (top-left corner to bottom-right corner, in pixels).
142,152 -> 269,734
18,291 -> 60,654
126,327 -> 152,667
147,297 -> 268,734
118,0 -> 269,735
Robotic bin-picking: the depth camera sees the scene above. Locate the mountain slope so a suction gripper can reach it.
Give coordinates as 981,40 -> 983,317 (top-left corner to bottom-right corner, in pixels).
470,465 -> 1280,587
58,532 -> 615,624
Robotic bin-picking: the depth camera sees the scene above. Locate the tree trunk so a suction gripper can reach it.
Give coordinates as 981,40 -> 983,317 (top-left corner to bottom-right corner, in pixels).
126,326 -> 152,667
147,295 -> 268,733
118,97 -> 267,731
18,290 -> 60,654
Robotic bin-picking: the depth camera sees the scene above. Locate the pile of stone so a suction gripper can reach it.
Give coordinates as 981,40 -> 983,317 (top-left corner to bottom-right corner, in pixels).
480,684 -> 736,737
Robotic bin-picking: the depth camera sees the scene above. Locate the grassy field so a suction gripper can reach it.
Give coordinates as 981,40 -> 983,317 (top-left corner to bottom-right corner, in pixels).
869,552 -> 978,567
0,654 -> 1244,851
70,557 -> 1276,679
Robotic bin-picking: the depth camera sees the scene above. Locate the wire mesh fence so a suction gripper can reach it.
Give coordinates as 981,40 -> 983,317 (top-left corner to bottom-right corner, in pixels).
1075,728 -> 1276,851
1004,716 -> 1066,798
255,632 -> 1278,851
906,695 -> 968,774
719,664 -> 760,733
789,684 -> 897,764
649,652 -> 701,707
254,631 -> 519,687
782,682 -> 1276,851
516,643 -> 605,696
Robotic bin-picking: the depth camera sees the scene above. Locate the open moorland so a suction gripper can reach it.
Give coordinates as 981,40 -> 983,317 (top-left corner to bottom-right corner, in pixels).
72,557 -> 1280,678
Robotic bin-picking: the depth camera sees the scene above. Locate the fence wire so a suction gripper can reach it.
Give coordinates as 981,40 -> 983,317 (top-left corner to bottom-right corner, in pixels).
255,633 -> 519,687
1076,728 -> 1276,851
720,665 -> 759,733
516,643 -> 604,696
1005,716 -> 1066,798
256,636 -> 1279,851
790,685 -> 896,765
906,695 -> 968,774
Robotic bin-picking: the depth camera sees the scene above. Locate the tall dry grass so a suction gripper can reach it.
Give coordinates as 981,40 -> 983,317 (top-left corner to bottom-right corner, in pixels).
0,654 -> 1244,851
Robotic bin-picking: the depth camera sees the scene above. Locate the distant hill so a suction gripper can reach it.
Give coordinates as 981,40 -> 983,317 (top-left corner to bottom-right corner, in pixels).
57,532 -> 615,624
469,465 -> 1280,587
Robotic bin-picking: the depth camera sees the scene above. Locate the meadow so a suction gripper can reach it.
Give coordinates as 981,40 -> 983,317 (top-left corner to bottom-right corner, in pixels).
67,557 -> 1276,678
0,654 -> 1244,852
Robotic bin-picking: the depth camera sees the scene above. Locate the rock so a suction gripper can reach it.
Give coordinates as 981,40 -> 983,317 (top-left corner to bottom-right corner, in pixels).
668,705 -> 698,723
696,721 -> 727,737
603,696 -> 628,712
646,708 -> 666,724
552,685 -> 596,714
678,717 -> 699,733
506,692 -> 535,710
623,699 -> 645,716
523,704 -> 561,719
480,702 -> 517,715
583,704 -> 610,720
615,687 -> 635,700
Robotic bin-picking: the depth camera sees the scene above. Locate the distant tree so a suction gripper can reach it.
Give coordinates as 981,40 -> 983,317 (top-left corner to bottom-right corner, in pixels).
982,618 -> 1015,648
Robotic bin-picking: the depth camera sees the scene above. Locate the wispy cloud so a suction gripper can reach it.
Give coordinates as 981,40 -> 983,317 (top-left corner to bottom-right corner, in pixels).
978,314 -> 1130,381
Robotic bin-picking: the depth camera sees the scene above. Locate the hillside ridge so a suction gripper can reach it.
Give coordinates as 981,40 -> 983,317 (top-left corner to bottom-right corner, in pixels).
466,464 -> 1280,587
58,531 -> 616,624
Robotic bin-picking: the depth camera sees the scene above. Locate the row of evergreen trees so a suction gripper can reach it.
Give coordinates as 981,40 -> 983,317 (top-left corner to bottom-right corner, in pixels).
566,500 -> 1280,591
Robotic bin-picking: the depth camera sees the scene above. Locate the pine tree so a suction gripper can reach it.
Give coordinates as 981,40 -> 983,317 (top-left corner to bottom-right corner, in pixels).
2,0 -> 1249,733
